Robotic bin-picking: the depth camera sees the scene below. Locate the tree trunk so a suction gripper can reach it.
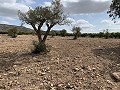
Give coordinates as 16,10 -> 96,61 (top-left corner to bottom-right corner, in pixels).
42,27 -> 51,43
31,24 -> 43,43
37,33 -> 42,43
37,27 -> 42,43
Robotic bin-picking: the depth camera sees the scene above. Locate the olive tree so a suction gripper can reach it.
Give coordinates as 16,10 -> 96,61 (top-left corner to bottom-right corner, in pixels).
72,26 -> 81,39
107,0 -> 120,21
18,0 -> 68,43
18,0 -> 69,53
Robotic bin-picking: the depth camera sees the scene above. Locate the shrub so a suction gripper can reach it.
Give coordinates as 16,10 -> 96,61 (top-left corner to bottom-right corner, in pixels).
32,41 -> 47,54
72,26 -> 81,39
8,27 -> 18,38
50,30 -> 56,37
80,33 -> 88,37
60,29 -> 67,37
104,29 -> 110,39
97,32 -> 104,38
0,31 -> 8,34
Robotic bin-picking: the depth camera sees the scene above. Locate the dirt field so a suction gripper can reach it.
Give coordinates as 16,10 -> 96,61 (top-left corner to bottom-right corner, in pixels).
0,34 -> 120,90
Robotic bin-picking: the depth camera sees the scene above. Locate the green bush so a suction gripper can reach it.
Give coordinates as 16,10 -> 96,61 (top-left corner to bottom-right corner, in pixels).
80,33 -> 88,37
50,30 -> 56,37
104,29 -> 110,39
8,27 -> 18,38
72,26 -> 81,39
32,41 -> 47,54
0,31 -> 8,34
60,29 -> 67,37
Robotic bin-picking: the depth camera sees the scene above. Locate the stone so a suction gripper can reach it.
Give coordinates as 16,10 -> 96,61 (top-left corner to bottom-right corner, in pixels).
111,72 -> 120,81
106,80 -> 114,86
65,83 -> 74,89
73,67 -> 79,72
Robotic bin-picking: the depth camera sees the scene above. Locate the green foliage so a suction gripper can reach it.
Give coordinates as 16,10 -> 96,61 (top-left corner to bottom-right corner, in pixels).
18,0 -> 69,43
104,29 -> 110,39
110,32 -> 120,38
60,29 -> 67,37
98,32 -> 104,38
107,0 -> 120,21
32,41 -> 47,54
50,30 -> 56,37
80,32 -> 120,39
0,31 -> 8,34
72,26 -> 81,39
8,27 -> 18,38
18,31 -> 35,35
80,33 -> 88,37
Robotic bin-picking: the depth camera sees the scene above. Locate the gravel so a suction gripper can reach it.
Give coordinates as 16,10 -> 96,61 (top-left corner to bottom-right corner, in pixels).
0,35 -> 120,90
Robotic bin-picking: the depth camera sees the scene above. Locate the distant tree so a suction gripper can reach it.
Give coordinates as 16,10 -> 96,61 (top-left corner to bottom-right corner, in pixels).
8,27 -> 18,38
18,0 -> 69,53
60,29 -> 67,37
107,0 -> 120,21
103,29 -> 110,39
50,30 -> 56,37
72,26 -> 81,39
98,32 -> 104,38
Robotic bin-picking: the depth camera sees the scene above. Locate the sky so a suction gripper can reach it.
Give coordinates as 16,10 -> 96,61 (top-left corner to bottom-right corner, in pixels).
0,0 -> 120,33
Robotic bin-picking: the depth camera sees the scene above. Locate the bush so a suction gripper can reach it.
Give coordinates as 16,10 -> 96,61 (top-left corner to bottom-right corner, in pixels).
32,41 -> 47,54
60,29 -> 67,37
72,26 -> 81,39
8,27 -> 18,38
0,31 -> 8,34
97,32 -> 104,38
80,33 -> 88,37
50,30 -> 56,37
104,29 -> 110,39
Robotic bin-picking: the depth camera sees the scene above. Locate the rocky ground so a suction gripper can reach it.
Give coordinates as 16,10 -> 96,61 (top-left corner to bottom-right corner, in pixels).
0,34 -> 120,90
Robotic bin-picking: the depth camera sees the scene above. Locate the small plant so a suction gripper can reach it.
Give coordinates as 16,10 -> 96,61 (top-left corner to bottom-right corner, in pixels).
8,27 -> 18,38
32,41 -> 47,54
60,29 -> 67,37
104,29 -> 110,39
72,26 -> 81,39
50,30 -> 56,37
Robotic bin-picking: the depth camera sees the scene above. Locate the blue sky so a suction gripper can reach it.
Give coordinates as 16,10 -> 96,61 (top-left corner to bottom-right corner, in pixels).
0,0 -> 120,33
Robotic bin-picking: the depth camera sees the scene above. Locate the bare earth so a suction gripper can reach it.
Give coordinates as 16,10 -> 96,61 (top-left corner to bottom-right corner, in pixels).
0,35 -> 120,90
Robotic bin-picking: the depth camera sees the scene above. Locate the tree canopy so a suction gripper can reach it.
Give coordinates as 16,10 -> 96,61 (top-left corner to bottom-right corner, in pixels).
72,26 -> 81,39
107,0 -> 120,21
18,0 -> 69,43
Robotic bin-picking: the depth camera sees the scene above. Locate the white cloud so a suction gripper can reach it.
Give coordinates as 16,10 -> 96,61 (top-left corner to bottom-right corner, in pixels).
62,0 -> 111,14
69,18 -> 95,29
20,0 -> 35,5
0,0 -> 16,3
0,0 -> 30,19
44,2 -> 51,6
23,24 -> 33,29
101,19 -> 120,26
0,21 -> 10,24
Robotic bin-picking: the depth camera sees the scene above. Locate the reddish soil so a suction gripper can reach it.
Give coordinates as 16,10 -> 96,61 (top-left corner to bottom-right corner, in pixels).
0,34 -> 120,90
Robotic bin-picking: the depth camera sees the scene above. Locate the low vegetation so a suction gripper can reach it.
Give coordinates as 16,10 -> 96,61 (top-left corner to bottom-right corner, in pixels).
8,27 -> 18,38
50,30 -> 56,37
60,29 -> 67,37
32,41 -> 47,54
72,26 -> 81,39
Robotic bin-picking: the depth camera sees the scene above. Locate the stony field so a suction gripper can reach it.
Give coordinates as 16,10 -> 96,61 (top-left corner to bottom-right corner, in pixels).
0,34 -> 120,90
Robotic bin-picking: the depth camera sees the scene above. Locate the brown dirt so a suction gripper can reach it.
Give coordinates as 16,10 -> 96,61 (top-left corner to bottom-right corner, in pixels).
0,34 -> 120,90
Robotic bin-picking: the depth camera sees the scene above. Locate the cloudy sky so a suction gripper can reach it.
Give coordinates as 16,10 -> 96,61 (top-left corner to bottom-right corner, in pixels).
0,0 -> 120,33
